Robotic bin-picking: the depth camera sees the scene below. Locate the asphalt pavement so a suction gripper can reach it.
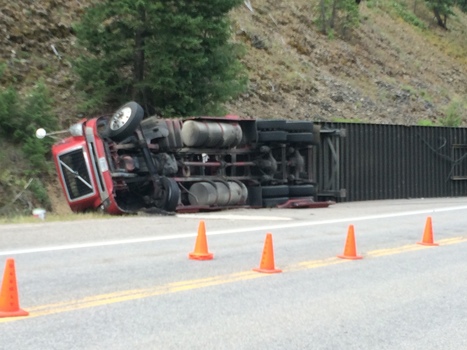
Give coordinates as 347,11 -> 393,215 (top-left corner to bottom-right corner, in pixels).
0,198 -> 466,349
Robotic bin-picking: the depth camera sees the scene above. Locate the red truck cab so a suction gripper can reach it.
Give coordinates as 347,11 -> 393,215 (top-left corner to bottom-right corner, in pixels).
52,117 -> 122,214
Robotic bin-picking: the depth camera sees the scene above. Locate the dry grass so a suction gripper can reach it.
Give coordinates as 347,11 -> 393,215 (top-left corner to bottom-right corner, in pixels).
0,212 -> 113,225
227,0 -> 466,124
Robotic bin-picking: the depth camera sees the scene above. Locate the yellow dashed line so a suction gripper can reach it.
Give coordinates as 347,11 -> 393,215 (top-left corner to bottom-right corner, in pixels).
1,236 -> 466,323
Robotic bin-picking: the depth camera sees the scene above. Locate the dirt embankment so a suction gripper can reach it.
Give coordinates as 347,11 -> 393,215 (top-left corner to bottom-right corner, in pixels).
1,0 -> 466,125
227,0 -> 467,124
1,0 -> 466,214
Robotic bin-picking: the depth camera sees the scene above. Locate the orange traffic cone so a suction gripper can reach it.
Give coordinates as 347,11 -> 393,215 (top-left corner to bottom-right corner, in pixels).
417,216 -> 439,246
253,233 -> 282,273
189,220 -> 214,260
0,258 -> 29,318
337,225 -> 363,260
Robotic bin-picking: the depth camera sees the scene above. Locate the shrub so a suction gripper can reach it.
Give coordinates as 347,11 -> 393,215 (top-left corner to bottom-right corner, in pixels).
316,0 -> 360,39
439,99 -> 463,127
393,1 -> 428,29
0,79 -> 57,210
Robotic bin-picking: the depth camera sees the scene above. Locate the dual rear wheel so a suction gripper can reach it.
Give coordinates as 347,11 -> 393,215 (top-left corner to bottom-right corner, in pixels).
261,184 -> 316,207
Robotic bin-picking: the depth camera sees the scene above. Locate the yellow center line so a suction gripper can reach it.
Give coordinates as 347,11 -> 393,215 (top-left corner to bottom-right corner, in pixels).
2,236 -> 466,323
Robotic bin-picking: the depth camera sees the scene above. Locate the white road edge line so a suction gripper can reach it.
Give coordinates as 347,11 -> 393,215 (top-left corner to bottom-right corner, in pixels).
2,205 -> 467,256
176,214 -> 293,221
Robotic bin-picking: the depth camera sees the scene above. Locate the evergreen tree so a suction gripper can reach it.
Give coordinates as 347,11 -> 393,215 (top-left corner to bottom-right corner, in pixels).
456,0 -> 467,12
74,0 -> 247,116
424,0 -> 455,28
318,0 -> 360,38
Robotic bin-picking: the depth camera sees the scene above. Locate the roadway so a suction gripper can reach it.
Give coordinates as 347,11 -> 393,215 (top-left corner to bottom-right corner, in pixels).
0,198 -> 466,349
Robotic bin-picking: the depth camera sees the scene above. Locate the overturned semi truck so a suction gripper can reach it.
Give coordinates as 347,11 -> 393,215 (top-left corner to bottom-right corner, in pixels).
42,101 -> 330,214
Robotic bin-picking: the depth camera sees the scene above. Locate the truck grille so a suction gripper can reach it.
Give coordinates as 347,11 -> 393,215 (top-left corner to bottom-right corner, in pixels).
58,149 -> 94,200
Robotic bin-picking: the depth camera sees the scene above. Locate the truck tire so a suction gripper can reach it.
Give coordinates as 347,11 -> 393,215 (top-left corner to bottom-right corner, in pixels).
261,185 -> 289,198
156,177 -> 180,212
257,131 -> 288,142
286,132 -> 314,144
257,120 -> 287,130
288,184 -> 316,197
106,101 -> 144,142
283,121 -> 314,132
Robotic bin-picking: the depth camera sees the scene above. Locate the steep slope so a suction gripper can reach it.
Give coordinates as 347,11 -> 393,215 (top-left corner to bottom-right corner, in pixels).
227,0 -> 467,124
1,0 -> 467,214
1,0 -> 466,125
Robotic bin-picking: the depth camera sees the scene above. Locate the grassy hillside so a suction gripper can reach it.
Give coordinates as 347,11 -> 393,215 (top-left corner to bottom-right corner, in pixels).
227,0 -> 467,124
0,0 -> 466,215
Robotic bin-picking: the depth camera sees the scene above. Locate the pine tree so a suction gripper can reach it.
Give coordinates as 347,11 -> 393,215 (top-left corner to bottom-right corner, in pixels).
424,0 -> 455,28
318,0 -> 360,38
74,0 -> 247,116
455,0 -> 467,12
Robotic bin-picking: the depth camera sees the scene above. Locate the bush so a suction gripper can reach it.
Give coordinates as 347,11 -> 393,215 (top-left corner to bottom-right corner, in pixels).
393,1 -> 428,29
316,0 -> 360,39
439,99 -> 463,127
0,80 -> 57,176
0,79 -> 57,211
29,178 -> 52,210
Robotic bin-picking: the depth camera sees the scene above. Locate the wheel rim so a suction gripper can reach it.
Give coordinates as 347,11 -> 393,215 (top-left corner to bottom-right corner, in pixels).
154,177 -> 180,212
110,106 -> 132,131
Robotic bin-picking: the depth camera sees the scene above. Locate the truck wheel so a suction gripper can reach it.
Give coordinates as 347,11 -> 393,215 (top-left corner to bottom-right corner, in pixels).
106,101 -> 144,142
257,131 -> 288,142
261,185 -> 289,198
155,177 -> 180,212
286,132 -> 314,144
283,121 -> 314,132
289,184 -> 316,197
257,120 -> 287,130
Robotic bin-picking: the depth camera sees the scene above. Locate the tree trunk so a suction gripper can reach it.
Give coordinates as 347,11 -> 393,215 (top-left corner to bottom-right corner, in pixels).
330,0 -> 338,29
433,8 -> 447,29
320,0 -> 327,34
134,8 -> 147,107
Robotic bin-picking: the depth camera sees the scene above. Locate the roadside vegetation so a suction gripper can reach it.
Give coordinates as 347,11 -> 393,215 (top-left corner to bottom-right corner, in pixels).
0,69 -> 57,216
0,212 -> 113,225
1,0 -> 247,218
0,0 -> 466,218
73,0 -> 247,116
